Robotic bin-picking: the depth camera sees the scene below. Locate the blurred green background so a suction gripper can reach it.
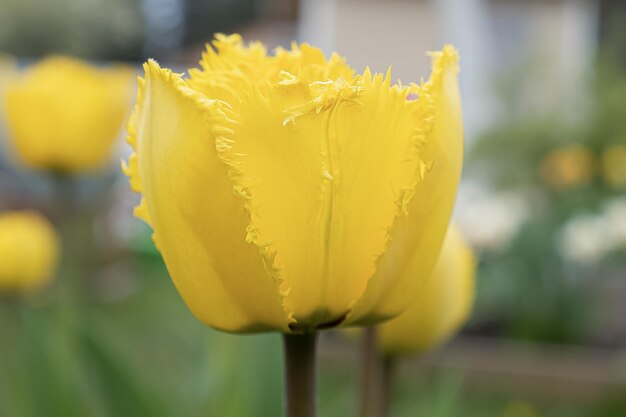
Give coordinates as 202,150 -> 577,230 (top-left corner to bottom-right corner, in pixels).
2,0 -> 626,416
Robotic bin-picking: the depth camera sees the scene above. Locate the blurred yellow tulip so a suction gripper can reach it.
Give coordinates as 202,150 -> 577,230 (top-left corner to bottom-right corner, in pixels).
376,225 -> 475,355
0,211 -> 60,293
3,56 -> 133,173
602,144 -> 626,188
124,34 -> 463,333
539,145 -> 594,189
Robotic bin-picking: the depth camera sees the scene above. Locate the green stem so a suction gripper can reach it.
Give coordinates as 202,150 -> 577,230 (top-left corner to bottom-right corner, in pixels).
359,327 -> 395,417
51,174 -> 78,221
282,332 -> 318,417
50,174 -> 84,330
380,356 -> 395,417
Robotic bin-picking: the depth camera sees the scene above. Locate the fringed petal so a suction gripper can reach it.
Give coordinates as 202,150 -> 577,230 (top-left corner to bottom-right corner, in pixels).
123,59 -> 292,332
345,45 -> 464,326
225,62 -> 436,331
187,34 -> 355,106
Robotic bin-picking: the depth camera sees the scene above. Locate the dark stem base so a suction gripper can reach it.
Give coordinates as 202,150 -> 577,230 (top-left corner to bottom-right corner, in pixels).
283,332 -> 318,417
359,327 -> 396,417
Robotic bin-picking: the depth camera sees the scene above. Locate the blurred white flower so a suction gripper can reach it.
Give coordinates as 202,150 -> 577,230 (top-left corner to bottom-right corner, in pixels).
559,198 -> 626,265
455,181 -> 531,252
559,214 -> 612,264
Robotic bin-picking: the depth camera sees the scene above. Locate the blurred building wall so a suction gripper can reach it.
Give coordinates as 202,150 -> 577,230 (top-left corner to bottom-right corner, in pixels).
487,0 -> 599,124
298,0 -> 600,141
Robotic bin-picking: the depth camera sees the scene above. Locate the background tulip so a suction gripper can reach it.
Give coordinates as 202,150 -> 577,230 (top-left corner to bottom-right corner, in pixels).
3,56 -> 133,173
123,34 -> 463,335
359,225 -> 475,417
539,145 -> 594,190
376,225 -> 476,356
0,210 -> 60,293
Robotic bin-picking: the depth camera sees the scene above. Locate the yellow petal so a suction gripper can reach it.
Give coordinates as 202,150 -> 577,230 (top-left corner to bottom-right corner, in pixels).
126,60 -> 291,332
225,64 -> 436,331
3,56 -> 133,173
345,45 -> 464,325
187,35 -> 354,105
377,225 -> 476,355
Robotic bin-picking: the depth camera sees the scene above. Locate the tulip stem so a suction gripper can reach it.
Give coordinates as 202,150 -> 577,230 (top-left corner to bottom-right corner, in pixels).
51,174 -> 84,320
380,356 -> 395,417
359,327 -> 395,417
283,332 -> 318,417
51,174 -> 78,219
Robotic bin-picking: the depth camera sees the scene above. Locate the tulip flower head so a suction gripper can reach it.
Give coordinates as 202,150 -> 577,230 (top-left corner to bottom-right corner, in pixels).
3,56 -> 133,173
0,211 -> 60,294
377,225 -> 475,356
124,34 -> 463,334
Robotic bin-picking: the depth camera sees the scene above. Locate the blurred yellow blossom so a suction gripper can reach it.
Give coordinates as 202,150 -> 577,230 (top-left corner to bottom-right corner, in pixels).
539,144 -> 594,189
3,56 -> 133,173
0,211 -> 60,293
376,225 -> 475,355
601,144 -> 626,188
123,34 -> 464,333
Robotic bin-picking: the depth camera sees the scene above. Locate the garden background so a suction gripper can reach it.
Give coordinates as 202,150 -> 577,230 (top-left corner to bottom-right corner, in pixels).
1,0 -> 626,416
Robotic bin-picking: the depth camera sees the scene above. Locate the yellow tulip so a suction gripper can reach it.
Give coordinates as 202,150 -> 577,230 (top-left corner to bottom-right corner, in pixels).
0,211 -> 60,293
602,144 -> 626,188
123,34 -> 463,334
3,56 -> 133,173
376,225 -> 475,355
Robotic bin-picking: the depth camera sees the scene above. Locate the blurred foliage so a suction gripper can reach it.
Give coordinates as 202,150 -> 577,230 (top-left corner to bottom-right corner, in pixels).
184,0 -> 258,44
599,1 -> 626,71
1,258 -> 622,417
323,365 -> 621,417
468,41 -> 626,343
474,209 -> 591,343
0,247 -> 284,417
0,0 -> 259,61
0,0 -> 145,61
